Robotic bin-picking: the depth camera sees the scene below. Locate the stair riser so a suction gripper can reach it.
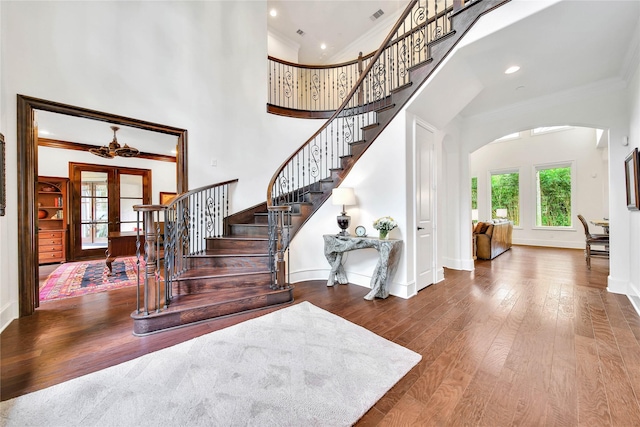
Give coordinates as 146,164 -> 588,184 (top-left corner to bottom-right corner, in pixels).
132,288 -> 294,336
188,255 -> 270,270
173,273 -> 273,295
229,224 -> 269,237
206,238 -> 269,252
254,214 -> 269,224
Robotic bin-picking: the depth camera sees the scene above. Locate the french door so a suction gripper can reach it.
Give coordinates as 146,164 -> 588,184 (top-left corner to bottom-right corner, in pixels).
69,163 -> 151,260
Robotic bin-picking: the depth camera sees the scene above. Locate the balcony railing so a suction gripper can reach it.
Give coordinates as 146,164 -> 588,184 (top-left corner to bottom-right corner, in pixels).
266,0 -> 469,118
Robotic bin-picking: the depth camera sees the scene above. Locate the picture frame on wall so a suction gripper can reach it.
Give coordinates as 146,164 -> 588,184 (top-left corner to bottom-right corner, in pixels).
160,192 -> 177,205
0,133 -> 5,216
624,147 -> 639,210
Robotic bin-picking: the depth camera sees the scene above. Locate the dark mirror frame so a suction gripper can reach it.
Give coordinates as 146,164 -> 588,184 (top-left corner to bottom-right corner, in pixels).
624,147 -> 639,211
17,95 -> 188,316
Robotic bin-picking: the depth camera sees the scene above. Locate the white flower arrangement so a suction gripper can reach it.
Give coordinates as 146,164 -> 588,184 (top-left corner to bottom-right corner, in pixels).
373,216 -> 398,232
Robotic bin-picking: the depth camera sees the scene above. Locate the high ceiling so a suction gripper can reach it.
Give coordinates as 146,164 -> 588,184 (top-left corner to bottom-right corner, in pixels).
37,0 -> 639,150
406,0 -> 640,130
267,0 -> 406,64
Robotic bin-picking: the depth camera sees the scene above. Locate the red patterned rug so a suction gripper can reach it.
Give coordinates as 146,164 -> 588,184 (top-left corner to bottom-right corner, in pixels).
40,257 -> 142,301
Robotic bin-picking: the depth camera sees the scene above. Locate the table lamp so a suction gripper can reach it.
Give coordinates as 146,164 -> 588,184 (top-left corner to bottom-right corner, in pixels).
496,208 -> 508,219
332,187 -> 356,236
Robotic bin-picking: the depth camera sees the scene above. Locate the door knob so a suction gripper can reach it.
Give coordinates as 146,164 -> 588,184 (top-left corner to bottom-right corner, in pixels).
417,227 -> 424,230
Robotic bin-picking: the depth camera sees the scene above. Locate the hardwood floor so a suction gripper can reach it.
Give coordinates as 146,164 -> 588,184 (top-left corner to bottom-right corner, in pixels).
3,246 -> 640,426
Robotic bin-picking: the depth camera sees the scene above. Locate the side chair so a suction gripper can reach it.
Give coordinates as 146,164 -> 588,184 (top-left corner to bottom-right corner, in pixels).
577,214 -> 609,269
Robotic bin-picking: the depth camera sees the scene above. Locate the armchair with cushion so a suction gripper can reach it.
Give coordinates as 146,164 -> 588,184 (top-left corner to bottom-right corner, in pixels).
473,219 -> 513,260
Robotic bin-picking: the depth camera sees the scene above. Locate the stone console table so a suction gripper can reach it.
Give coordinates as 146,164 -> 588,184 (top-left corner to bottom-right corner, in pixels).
323,235 -> 402,300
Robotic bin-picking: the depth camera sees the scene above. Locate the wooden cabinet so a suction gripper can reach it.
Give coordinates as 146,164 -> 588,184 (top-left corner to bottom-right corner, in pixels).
37,176 -> 68,264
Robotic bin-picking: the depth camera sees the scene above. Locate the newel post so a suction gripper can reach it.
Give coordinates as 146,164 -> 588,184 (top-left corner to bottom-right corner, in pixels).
133,204 -> 166,315
357,51 -> 364,105
268,205 -> 291,289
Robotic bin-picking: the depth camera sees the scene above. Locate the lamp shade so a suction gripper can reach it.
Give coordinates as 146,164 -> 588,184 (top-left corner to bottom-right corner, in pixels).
332,187 -> 355,206
496,208 -> 508,218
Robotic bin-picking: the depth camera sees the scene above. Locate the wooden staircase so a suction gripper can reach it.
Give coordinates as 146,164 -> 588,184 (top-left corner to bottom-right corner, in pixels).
131,206 -> 293,336
131,0 -> 509,335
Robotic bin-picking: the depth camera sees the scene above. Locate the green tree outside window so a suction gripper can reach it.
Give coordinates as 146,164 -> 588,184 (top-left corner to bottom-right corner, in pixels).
471,177 -> 477,209
536,166 -> 571,226
491,172 -> 519,225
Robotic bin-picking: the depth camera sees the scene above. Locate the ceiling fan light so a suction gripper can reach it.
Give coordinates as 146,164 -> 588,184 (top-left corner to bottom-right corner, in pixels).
89,146 -> 115,159
89,125 -> 139,158
115,144 -> 140,157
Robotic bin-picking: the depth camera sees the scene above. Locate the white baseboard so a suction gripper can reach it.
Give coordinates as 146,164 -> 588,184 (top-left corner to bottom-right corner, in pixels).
512,238 -> 582,249
607,275 -> 630,295
0,301 -> 18,334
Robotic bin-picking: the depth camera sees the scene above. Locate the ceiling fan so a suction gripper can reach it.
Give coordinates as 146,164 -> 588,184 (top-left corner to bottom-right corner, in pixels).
89,125 -> 140,158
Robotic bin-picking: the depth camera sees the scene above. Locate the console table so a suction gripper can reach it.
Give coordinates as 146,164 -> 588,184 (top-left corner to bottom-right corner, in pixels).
323,234 -> 402,300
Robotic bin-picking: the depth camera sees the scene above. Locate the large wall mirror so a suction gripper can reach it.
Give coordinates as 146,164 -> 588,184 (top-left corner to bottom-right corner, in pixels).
17,95 -> 188,316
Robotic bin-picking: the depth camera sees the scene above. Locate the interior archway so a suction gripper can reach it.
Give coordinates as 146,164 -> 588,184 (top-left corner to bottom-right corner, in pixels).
17,95 -> 189,316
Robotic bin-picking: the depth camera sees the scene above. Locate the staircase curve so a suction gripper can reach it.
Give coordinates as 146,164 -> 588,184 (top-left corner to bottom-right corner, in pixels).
266,0 -> 511,287
130,0 -> 509,335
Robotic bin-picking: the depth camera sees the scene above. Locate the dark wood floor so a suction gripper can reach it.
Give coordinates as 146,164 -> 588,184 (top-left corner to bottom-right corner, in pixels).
3,246 -> 640,426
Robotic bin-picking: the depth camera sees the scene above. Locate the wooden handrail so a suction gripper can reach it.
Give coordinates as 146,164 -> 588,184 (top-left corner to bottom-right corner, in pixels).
166,178 -> 238,208
268,51 -> 376,69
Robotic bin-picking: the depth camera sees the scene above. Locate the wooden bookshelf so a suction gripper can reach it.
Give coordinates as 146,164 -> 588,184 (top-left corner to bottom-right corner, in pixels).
37,176 -> 68,264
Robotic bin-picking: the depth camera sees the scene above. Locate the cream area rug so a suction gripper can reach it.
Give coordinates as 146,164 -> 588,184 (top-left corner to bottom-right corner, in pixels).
1,302 -> 421,426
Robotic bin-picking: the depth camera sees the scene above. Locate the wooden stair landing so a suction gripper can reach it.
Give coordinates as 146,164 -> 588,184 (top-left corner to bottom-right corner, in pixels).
131,285 -> 293,336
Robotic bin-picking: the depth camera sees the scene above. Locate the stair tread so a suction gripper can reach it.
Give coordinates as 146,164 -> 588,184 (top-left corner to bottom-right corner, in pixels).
132,286 -> 291,318
230,223 -> 268,228
361,123 -> 379,131
176,267 -> 270,280
208,236 -> 268,241
192,249 -> 269,256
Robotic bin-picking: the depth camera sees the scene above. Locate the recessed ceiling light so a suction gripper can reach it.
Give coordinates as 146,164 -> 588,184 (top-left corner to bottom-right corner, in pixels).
269,9 -> 277,17
320,43 -> 327,50
505,65 -> 520,74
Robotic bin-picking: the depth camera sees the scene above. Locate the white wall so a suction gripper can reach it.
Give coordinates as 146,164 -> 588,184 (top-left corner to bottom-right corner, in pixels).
469,126 -> 609,249
289,111 -> 415,299
625,63 -> 640,311
267,30 -> 299,63
0,0 -> 320,331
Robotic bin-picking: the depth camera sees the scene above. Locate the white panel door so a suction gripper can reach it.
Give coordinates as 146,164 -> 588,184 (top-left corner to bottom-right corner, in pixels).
416,123 -> 436,291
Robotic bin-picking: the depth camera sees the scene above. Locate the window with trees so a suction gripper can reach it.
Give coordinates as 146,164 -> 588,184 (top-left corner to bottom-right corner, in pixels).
471,177 -> 477,209
535,164 -> 572,227
491,171 -> 519,225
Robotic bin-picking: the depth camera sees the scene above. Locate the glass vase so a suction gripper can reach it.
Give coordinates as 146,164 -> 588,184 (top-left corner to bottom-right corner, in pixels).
379,230 -> 388,240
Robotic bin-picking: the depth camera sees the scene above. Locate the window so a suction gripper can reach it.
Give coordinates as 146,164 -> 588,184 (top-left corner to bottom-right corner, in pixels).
535,164 -> 572,227
471,177 -> 477,210
531,126 -> 571,136
491,171 -> 519,225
